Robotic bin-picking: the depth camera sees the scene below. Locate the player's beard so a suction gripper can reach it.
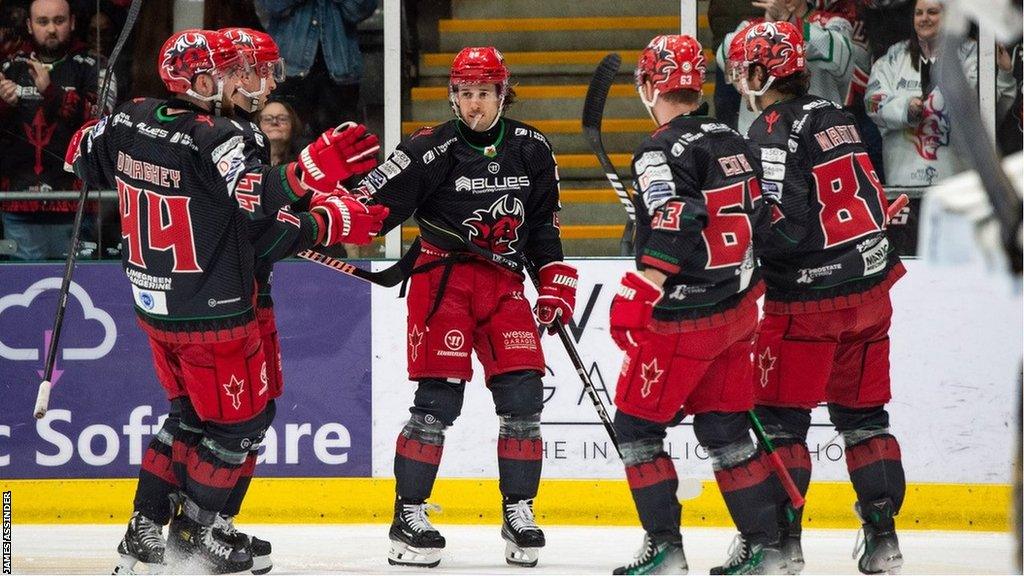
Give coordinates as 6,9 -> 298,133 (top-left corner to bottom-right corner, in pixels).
219,90 -> 235,118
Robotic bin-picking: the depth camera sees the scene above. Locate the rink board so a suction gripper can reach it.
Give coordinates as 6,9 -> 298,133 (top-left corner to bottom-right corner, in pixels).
0,258 -> 1019,530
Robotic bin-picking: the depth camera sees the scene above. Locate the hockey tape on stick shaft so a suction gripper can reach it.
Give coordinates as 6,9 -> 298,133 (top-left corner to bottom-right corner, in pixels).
34,0 -> 143,420
748,410 -> 805,508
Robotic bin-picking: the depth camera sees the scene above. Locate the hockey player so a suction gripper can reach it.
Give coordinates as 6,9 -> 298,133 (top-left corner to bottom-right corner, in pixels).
66,29 -> 386,574
358,46 -> 574,568
608,34 -> 784,575
736,21 -> 907,575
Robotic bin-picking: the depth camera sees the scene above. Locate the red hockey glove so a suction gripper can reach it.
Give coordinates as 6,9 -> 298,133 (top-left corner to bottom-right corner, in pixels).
609,271 -> 663,350
534,262 -> 578,334
309,192 -> 389,246
64,118 -> 99,173
885,193 -> 909,224
294,122 -> 380,195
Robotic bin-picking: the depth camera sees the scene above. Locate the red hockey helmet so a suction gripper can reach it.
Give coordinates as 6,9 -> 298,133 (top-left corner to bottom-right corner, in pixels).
741,21 -> 805,82
220,27 -> 285,82
450,46 -> 510,89
635,35 -> 706,95
159,29 -> 244,94
726,20 -> 763,83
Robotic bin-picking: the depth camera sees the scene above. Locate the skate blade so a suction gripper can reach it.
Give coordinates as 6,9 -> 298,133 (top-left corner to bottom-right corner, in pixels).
250,554 -> 273,575
504,542 -> 540,568
113,554 -> 165,575
388,540 -> 442,568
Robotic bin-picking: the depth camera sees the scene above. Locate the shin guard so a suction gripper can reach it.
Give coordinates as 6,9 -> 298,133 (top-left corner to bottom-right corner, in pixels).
394,413 -> 446,502
713,448 -> 781,546
497,414 -> 543,500
134,410 -> 181,524
845,433 -> 906,517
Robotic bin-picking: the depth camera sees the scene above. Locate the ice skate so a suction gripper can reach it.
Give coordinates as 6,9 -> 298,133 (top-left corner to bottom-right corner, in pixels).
501,498 -> 545,567
388,499 -> 445,568
710,534 -> 786,575
854,499 -> 903,575
779,507 -> 805,575
612,533 -> 687,575
215,514 -> 273,574
167,513 -> 253,574
112,512 -> 166,574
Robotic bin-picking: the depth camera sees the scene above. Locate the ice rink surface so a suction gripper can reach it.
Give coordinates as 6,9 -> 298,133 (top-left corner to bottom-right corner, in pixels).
8,523 -> 1017,574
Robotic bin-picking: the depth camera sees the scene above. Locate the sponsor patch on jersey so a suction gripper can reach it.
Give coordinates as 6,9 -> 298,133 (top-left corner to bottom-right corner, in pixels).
634,150 -> 667,174
762,148 -> 787,164
788,138 -> 799,153
700,122 -> 732,133
859,236 -> 890,276
641,180 -> 676,212
212,135 -> 246,194
502,329 -> 537,352
379,159 -> 402,179
515,127 -> 529,137
422,149 -> 437,164
665,283 -> 708,301
763,161 -> 786,181
795,263 -> 842,284
366,169 -> 387,189
392,150 -> 411,169
131,285 -> 168,315
802,99 -> 833,110
761,180 -> 783,200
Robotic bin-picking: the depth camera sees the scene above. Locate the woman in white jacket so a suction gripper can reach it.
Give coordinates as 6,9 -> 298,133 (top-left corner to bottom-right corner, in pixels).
865,0 -> 1016,187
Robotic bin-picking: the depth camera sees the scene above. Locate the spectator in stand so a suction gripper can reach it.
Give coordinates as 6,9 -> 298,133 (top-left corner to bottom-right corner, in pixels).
996,42 -> 1022,156
259,98 -> 303,166
0,0 -> 110,260
708,0 -> 761,129
0,2 -> 29,61
865,0 -> 1017,187
716,0 -> 854,135
254,0 -> 377,137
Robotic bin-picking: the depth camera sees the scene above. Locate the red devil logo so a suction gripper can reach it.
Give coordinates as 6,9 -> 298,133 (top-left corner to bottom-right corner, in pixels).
745,23 -> 797,73
462,194 -> 525,255
161,33 -> 214,85
648,36 -> 678,86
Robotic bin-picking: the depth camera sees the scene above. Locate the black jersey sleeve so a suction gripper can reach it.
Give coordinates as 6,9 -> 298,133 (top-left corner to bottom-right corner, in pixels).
631,142 -> 707,275
361,130 -> 448,234
522,133 -> 564,269
198,125 -> 307,219
251,207 -> 320,263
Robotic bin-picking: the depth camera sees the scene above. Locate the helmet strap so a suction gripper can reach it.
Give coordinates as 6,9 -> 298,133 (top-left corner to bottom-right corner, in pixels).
740,69 -> 776,114
637,84 -> 660,125
237,77 -> 268,113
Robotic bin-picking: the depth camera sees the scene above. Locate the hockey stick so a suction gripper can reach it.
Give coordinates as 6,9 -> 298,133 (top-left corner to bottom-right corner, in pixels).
747,410 -> 806,509
34,0 -> 142,419
296,238 -> 420,288
582,53 -> 636,256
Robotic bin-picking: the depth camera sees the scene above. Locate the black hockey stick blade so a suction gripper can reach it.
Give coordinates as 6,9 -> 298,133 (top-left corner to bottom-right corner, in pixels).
582,53 -> 621,133
35,0 -> 142,420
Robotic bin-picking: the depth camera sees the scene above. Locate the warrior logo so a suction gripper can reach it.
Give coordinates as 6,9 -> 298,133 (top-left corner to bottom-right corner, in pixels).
758,348 -> 776,387
639,358 -> 664,399
223,374 -> 245,410
161,32 -> 214,88
744,23 -> 800,75
910,91 -> 950,161
462,194 -> 525,255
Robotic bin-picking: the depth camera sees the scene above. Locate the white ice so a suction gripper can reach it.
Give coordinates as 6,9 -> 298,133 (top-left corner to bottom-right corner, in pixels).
8,523 -> 1017,574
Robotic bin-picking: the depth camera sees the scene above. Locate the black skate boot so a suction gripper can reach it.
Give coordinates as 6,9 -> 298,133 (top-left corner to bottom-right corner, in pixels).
215,514 -> 273,575
853,499 -> 903,575
710,534 -> 786,575
168,511 -> 253,574
779,506 -> 805,575
112,512 -> 166,574
388,498 -> 445,568
501,498 -> 546,567
612,533 -> 687,575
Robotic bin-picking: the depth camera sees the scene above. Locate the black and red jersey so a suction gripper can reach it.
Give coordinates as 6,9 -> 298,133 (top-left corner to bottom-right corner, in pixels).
74,97 -> 308,332
746,95 -> 902,307
361,118 -> 564,269
631,113 -> 769,322
0,42 -> 107,210
234,110 -> 319,308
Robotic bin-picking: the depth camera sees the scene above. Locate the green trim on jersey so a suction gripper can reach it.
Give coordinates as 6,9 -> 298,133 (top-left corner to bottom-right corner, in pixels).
455,118 -> 506,156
